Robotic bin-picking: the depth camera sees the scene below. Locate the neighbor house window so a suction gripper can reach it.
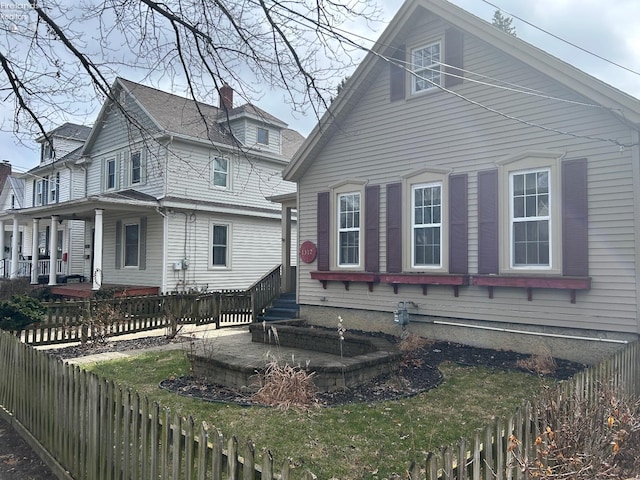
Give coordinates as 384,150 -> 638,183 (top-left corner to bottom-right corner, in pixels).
212,157 -> 229,188
106,158 -> 116,190
131,151 -> 141,185
49,172 -> 59,203
211,224 -> 229,267
412,183 -> 442,267
36,177 -> 48,206
511,169 -> 550,267
337,192 -> 360,267
42,142 -> 54,161
124,223 -> 139,267
257,127 -> 269,145
411,40 -> 441,93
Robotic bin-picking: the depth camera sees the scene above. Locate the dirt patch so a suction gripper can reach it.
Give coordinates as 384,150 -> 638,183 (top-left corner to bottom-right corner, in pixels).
0,416 -> 57,480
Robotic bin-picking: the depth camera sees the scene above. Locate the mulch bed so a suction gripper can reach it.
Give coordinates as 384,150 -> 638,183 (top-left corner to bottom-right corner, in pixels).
158,337 -> 585,407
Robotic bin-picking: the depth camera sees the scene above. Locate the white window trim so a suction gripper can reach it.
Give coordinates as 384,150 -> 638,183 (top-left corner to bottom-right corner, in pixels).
211,156 -> 231,190
497,150 -> 564,275
209,222 -> 231,270
411,182 -> 443,269
410,39 -> 442,95
402,168 -> 449,273
105,157 -> 117,191
130,150 -> 143,186
123,222 -> 140,268
329,180 -> 366,271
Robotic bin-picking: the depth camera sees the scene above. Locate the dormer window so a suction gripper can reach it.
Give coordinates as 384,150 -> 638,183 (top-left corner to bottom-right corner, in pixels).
257,127 -> 269,145
42,142 -> 54,162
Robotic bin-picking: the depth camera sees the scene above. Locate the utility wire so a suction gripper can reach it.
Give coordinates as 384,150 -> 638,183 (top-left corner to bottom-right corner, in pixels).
480,0 -> 640,78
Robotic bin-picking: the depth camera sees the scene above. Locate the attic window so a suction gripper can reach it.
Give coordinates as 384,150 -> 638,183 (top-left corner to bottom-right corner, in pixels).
43,142 -> 54,161
257,127 -> 269,145
411,40 -> 441,93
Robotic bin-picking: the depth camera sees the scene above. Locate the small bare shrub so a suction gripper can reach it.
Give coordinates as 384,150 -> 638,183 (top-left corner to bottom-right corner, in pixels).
251,357 -> 318,410
399,333 -> 432,368
516,348 -> 557,375
82,300 -> 122,345
399,333 -> 431,352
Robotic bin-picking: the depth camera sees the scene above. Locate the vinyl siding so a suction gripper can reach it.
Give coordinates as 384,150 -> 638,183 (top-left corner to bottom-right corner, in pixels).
296,14 -> 639,334
164,140 -> 295,211
245,121 -> 281,155
101,211 -> 163,287
164,211 -> 286,292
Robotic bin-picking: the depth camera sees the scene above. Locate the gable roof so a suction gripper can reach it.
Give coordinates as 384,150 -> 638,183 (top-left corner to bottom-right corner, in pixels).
25,145 -> 84,174
36,123 -> 91,144
83,78 -> 302,159
283,0 -> 640,182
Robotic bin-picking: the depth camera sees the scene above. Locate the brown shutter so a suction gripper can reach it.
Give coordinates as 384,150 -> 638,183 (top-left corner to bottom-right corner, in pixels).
562,158 -> 588,276
477,169 -> 499,274
365,185 -> 380,272
317,191 -> 330,271
390,45 -> 406,102
386,182 -> 403,273
449,174 -> 468,274
444,28 -> 464,88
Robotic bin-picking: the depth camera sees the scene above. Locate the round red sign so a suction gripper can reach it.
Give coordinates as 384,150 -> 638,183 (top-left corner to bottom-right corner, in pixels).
299,241 -> 317,263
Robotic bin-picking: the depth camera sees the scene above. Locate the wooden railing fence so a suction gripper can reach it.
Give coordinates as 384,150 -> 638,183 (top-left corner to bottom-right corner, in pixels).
248,265 -> 281,321
14,265 -> 283,346
0,331 -> 316,480
413,340 -> 640,480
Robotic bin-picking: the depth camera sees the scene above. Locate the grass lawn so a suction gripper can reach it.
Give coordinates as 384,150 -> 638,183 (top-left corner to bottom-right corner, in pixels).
86,350 -> 555,479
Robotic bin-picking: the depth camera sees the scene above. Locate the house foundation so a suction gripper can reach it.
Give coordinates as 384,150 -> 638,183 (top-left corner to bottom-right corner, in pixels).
299,305 -> 637,365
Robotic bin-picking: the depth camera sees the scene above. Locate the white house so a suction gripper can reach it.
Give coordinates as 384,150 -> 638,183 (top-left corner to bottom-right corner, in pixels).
6,79 -> 301,295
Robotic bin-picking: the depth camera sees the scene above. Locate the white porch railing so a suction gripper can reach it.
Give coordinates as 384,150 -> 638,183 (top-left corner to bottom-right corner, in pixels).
0,259 -> 64,279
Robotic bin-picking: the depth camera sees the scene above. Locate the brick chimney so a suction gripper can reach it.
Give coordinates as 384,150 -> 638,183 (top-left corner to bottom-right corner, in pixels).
0,161 -> 11,191
219,84 -> 233,111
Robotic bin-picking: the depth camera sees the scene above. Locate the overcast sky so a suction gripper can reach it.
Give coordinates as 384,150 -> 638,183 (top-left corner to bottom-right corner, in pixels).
2,0 -> 640,173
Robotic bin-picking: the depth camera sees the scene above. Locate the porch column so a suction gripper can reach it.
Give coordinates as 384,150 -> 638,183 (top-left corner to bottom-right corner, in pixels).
10,217 -> 19,279
281,205 -> 292,293
93,209 -> 103,291
48,216 -> 59,285
31,219 -> 39,285
0,220 -> 5,259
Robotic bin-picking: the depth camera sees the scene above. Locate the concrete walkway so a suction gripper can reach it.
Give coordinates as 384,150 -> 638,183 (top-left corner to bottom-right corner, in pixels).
36,323 -> 251,365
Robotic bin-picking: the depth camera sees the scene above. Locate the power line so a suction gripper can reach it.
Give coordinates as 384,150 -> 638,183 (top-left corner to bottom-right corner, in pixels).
481,0 -> 640,78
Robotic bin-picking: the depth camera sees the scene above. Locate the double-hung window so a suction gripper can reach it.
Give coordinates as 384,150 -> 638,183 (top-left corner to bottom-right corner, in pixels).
412,183 -> 442,267
411,40 -> 441,93
124,223 -> 139,267
36,178 -> 46,205
257,127 -> 269,145
106,158 -> 116,190
212,157 -> 229,188
337,192 -> 360,267
49,172 -> 59,203
511,169 -> 550,267
496,151 -> 563,274
131,151 -> 141,185
211,224 -> 229,267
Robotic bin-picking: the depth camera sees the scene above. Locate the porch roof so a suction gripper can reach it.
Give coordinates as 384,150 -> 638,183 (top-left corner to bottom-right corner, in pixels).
16,190 -> 160,221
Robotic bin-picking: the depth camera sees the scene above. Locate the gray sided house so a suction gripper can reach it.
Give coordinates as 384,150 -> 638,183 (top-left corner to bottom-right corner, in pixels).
16,79 -> 300,294
283,0 -> 640,364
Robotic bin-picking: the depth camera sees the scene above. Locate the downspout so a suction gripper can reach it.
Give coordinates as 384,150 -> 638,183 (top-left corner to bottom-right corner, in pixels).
632,129 -> 640,334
